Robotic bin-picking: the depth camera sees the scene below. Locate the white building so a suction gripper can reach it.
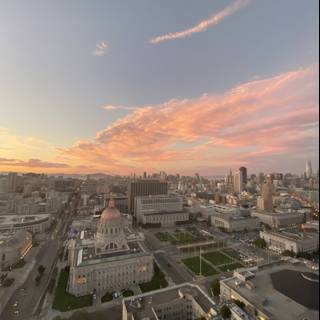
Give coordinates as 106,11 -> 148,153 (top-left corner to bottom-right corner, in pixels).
252,210 -> 306,228
260,230 -> 319,254
134,195 -> 189,227
211,214 -> 260,233
68,200 -> 154,296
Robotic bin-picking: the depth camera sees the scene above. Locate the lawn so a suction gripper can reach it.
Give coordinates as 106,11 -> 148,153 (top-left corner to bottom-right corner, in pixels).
139,263 -> 168,293
173,231 -> 196,244
52,268 -> 92,311
101,292 -> 113,303
1,278 -> 14,287
182,257 -> 218,276
122,289 -> 134,297
218,262 -> 244,272
155,232 -> 175,242
203,251 -> 233,266
12,259 -> 26,269
222,249 -> 242,260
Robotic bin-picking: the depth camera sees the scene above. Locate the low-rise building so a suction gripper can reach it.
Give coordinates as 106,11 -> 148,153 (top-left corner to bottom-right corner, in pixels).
0,230 -> 32,271
252,210 -> 306,228
134,195 -> 189,227
209,205 -> 259,232
260,230 -> 319,254
122,283 -> 218,320
141,211 -> 189,227
211,212 -> 260,232
220,262 -> 319,320
0,214 -> 52,233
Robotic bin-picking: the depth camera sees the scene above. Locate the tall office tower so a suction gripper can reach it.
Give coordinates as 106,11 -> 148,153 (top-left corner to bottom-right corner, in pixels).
233,169 -> 243,194
257,172 -> 265,185
8,172 -> 17,193
225,169 -> 233,192
239,166 -> 248,187
159,171 -> 167,181
306,160 -> 313,179
0,177 -> 8,193
261,180 -> 273,212
128,179 -> 168,214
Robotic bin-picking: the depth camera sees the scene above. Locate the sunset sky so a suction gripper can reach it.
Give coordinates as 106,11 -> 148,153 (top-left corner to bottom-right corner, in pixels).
0,0 -> 319,175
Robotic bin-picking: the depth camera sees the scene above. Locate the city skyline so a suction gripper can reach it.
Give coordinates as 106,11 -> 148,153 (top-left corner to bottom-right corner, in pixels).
0,1 -> 319,175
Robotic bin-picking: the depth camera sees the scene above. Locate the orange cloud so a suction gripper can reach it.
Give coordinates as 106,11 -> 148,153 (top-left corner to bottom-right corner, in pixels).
58,64 -> 318,174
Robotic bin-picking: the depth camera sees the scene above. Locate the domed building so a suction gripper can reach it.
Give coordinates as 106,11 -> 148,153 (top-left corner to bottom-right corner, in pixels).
95,199 -> 129,254
68,199 -> 154,297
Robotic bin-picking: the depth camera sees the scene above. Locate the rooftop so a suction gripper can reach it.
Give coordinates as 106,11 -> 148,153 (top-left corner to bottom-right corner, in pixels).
74,241 -> 148,267
222,262 -> 319,320
0,229 -> 32,249
0,214 -> 51,227
261,230 -> 319,242
123,283 -> 217,320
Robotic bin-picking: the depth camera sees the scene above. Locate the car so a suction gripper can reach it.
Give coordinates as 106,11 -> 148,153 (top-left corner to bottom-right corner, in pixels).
14,310 -> 19,316
13,302 -> 18,307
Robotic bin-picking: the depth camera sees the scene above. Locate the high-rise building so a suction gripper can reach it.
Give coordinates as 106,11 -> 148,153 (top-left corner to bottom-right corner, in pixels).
239,167 -> 248,186
305,160 -> 313,179
0,177 -> 8,193
257,172 -> 265,185
233,170 -> 243,193
259,180 -> 273,212
8,172 -> 17,193
128,179 -> 168,214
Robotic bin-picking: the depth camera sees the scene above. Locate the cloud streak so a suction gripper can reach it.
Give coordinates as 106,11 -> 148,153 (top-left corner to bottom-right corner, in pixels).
150,0 -> 249,44
92,41 -> 108,56
102,105 -> 138,111
0,158 -> 69,169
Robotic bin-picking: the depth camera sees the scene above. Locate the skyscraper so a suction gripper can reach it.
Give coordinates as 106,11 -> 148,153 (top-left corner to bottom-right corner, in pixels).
261,180 -> 273,212
233,169 -> 243,194
8,172 -> 17,193
306,160 -> 313,179
128,179 -> 168,214
239,167 -> 248,188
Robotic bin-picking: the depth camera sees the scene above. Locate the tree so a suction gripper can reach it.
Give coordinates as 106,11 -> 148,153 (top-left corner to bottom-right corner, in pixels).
282,250 -> 295,257
35,275 -> 41,286
38,265 -> 46,274
211,279 -> 220,297
253,238 -> 267,249
220,305 -> 231,319
233,299 -> 245,309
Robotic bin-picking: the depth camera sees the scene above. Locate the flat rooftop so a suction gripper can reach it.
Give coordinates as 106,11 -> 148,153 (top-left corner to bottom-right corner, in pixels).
123,283 -> 217,320
262,230 -> 319,242
75,241 -> 148,267
222,262 -> 319,320
0,214 -> 50,227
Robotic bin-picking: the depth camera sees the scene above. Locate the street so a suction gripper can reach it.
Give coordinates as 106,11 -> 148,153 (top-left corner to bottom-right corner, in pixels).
0,201 -> 76,320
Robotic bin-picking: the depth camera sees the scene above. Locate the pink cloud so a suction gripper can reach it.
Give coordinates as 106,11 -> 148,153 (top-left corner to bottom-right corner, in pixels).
58,64 -> 318,174
0,158 -> 69,170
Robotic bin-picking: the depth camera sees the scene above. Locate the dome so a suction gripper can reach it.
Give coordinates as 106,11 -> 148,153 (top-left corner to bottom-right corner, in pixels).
100,199 -> 121,221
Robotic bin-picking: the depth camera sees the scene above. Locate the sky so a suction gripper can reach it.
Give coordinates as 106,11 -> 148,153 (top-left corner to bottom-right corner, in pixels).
0,0 -> 319,176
